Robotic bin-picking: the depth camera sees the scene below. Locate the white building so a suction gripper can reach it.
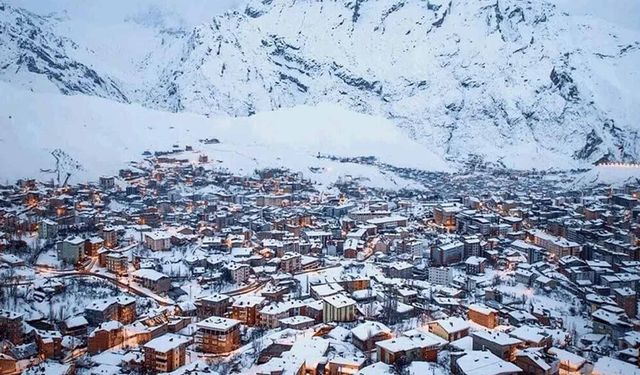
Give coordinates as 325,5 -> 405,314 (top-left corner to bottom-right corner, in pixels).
529,229 -> 581,259
57,236 -> 84,265
428,267 -> 453,286
366,215 -> 408,230
39,219 -> 58,240
226,263 -> 251,284
323,294 -> 356,322
144,231 -> 171,251
405,239 -> 425,257
280,252 -> 302,273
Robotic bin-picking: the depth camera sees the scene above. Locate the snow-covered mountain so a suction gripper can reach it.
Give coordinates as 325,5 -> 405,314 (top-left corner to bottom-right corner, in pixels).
0,3 -> 127,101
1,0 -> 640,169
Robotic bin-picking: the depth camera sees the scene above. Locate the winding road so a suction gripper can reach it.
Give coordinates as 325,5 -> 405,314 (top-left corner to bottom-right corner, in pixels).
23,259 -> 343,307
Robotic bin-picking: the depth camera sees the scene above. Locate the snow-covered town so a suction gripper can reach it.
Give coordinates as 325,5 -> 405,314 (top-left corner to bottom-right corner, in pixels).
0,145 -> 639,375
2,0 -> 640,374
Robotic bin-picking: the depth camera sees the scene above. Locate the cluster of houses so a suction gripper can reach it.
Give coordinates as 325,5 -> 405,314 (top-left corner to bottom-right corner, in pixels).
0,149 -> 639,374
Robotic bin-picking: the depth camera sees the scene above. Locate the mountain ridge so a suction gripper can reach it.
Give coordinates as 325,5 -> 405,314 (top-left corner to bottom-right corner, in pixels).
1,0 -> 639,169
0,3 -> 128,101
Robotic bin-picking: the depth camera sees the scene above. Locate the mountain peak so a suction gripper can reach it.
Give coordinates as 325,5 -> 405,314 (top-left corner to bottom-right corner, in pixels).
1,0 -> 639,168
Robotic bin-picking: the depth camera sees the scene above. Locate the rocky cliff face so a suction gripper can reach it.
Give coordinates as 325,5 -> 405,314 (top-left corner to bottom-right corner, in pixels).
2,0 -> 639,168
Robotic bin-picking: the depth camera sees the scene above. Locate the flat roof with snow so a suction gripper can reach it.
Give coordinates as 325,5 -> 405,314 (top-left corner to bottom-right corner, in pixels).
143,333 -> 191,352
132,268 -> 168,281
472,330 -> 522,346
456,350 -> 523,375
197,317 -> 240,332
323,294 -> 356,309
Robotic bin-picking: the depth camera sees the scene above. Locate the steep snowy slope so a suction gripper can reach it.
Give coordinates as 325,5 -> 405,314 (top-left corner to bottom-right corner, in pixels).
146,0 -> 640,167
0,3 -> 127,100
1,0 -> 639,169
3,0 -> 242,94
0,82 -> 447,189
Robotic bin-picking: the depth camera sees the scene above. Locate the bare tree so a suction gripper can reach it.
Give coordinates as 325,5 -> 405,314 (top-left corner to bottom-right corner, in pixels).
250,328 -> 266,361
381,285 -> 398,325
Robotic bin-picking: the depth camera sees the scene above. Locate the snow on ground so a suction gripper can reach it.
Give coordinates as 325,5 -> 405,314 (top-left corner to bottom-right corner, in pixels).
2,81 -> 636,190
4,277 -> 136,321
294,261 -> 387,294
36,248 -> 64,269
0,264 -> 34,280
495,276 -> 592,341
572,165 -> 640,187
0,82 -> 448,190
407,361 -> 448,375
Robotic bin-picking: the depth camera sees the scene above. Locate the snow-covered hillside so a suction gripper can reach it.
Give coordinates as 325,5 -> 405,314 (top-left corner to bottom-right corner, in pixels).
147,0 -> 640,168
1,0 -> 639,169
0,82 -> 447,189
